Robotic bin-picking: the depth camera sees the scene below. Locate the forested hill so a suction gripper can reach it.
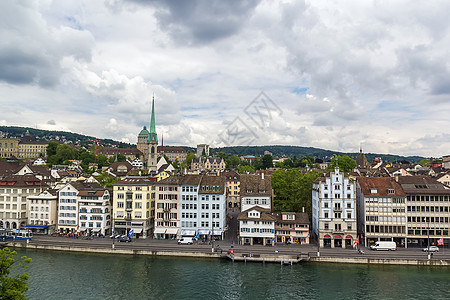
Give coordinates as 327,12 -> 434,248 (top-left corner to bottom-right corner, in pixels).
0,126 -> 424,163
0,126 -> 134,148
214,145 -> 425,164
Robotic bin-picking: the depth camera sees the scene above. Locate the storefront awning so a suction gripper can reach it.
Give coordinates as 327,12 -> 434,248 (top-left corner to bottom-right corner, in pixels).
181,230 -> 196,236
154,228 -> 166,234
166,228 -> 179,235
23,225 -> 48,229
132,228 -> 143,234
79,227 -> 87,232
92,228 -> 101,233
345,236 -> 353,239
198,229 -> 210,235
334,236 -> 342,239
212,230 -> 223,236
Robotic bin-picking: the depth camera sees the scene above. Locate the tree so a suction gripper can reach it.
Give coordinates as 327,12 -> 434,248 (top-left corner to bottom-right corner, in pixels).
46,141 -> 58,158
0,247 -> 32,300
327,155 -> 357,172
225,155 -> 241,169
237,165 -> 255,174
181,152 -> 196,169
95,172 -> 120,188
261,154 -> 273,169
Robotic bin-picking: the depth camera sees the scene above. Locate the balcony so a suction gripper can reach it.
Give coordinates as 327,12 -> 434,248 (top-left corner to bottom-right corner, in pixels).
333,207 -> 342,212
163,207 -> 171,212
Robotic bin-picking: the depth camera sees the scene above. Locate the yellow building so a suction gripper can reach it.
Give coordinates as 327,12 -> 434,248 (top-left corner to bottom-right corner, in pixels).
112,177 -> 156,238
0,132 -> 47,159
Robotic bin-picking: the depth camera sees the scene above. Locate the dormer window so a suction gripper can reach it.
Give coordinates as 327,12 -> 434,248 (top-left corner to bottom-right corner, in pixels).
370,188 -> 377,194
247,189 -> 252,193
387,189 -> 395,194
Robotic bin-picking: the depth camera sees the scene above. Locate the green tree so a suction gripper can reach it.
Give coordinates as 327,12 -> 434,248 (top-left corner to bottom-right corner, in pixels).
0,247 -> 32,300
261,154 -> 273,169
418,158 -> 431,167
271,169 -> 320,215
225,155 -> 241,169
46,141 -> 58,158
327,155 -> 357,172
237,165 -> 255,174
181,152 -> 196,169
95,172 -> 120,188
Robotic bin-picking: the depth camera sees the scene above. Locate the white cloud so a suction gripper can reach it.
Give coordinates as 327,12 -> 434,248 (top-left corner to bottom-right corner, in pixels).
1,0 -> 450,157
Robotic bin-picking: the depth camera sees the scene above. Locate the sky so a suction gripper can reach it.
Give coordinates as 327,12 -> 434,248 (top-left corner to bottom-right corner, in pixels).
1,0 -> 450,157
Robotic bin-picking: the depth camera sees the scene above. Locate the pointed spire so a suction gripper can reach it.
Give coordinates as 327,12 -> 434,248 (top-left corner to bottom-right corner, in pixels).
148,94 -> 158,143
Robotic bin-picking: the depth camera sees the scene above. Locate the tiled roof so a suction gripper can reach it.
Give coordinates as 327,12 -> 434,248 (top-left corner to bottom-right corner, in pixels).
238,206 -> 276,221
180,175 -> 202,186
159,146 -> 187,153
397,176 -> 450,195
357,177 -> 406,196
199,175 -> 225,194
240,174 -> 272,196
273,212 -> 310,224
99,148 -> 142,156
0,175 -> 42,187
114,177 -> 156,186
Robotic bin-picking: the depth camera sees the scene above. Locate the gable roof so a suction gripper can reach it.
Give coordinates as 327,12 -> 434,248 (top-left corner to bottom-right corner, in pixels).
357,177 -> 406,196
240,174 -> 272,197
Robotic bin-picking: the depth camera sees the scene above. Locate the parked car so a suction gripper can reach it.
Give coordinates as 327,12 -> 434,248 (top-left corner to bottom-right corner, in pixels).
422,246 -> 439,252
178,237 -> 193,245
118,236 -> 131,242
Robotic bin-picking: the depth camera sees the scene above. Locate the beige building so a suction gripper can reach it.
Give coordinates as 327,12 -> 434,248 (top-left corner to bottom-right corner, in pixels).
191,157 -> 226,172
223,171 -> 240,209
356,177 -> 407,247
159,146 -> 187,163
274,212 -> 310,244
26,190 -> 58,234
0,175 -> 45,230
154,176 -> 181,239
0,132 -> 47,160
112,177 -> 155,238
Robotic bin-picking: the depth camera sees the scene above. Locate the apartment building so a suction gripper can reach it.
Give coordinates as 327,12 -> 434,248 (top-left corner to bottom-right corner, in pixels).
223,171 -> 240,209
312,168 -> 357,248
0,175 -> 44,230
26,189 -> 58,234
238,206 -> 276,246
398,176 -> 450,248
356,177 -> 407,247
112,177 -> 155,238
78,184 -> 112,236
154,176 -> 180,239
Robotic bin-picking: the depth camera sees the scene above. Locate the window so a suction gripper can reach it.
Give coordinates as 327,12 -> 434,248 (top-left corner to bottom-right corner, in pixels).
135,202 -> 142,209
324,223 -> 329,229
117,202 -> 124,208
324,202 -> 329,208
347,223 -> 352,230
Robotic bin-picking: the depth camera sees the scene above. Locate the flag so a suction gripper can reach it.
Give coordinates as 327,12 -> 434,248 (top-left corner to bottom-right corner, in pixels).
354,236 -> 359,245
128,229 -> 134,237
437,238 -> 444,246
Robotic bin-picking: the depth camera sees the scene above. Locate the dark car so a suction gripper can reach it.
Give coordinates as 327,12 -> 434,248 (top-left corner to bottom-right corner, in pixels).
118,236 -> 131,242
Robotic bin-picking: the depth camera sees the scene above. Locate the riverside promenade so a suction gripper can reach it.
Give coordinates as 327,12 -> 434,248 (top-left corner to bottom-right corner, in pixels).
5,235 -> 450,266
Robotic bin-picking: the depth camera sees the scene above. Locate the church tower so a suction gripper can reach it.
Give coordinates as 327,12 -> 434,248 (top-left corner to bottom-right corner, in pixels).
147,96 -> 158,172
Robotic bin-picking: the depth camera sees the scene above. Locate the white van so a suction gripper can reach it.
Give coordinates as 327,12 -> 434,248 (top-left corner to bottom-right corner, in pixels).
370,241 -> 397,251
178,237 -> 193,245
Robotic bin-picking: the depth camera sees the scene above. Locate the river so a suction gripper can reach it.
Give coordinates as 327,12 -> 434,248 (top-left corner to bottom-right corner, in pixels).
12,249 -> 450,300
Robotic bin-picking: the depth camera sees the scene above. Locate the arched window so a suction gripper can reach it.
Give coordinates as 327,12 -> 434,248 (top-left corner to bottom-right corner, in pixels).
151,147 -> 155,154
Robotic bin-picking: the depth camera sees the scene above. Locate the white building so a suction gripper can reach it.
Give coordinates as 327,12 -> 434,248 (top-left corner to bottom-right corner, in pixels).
197,176 -> 226,240
0,175 -> 44,230
78,186 -> 112,236
180,175 -> 201,238
238,206 -> 276,246
26,190 -> 58,234
312,168 -> 357,248
57,183 -> 81,234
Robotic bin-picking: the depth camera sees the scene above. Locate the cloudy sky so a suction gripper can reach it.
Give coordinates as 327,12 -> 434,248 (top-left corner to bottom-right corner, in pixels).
1,0 -> 450,157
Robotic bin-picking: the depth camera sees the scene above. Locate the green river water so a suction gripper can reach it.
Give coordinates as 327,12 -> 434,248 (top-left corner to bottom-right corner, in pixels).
12,249 -> 450,300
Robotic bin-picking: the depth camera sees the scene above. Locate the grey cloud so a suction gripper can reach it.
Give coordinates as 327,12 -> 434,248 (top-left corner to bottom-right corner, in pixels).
126,0 -> 261,44
47,120 -> 56,125
0,1 -> 94,87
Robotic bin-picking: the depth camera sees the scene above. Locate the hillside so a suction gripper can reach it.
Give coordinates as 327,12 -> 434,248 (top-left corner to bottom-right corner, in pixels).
0,126 -> 424,163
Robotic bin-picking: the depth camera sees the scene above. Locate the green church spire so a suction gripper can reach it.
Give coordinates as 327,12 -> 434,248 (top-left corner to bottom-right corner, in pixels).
148,95 -> 158,143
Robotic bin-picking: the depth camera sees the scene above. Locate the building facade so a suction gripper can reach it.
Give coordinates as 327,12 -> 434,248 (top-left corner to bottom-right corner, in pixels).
223,171 -> 240,209
274,212 -> 310,244
0,175 -> 44,230
238,206 -> 276,246
26,190 -> 58,234
356,177 -> 407,247
154,177 -> 180,239
112,177 -> 155,238
398,176 -> 450,248
57,183 -> 81,234
78,186 -> 112,236
312,168 -> 357,248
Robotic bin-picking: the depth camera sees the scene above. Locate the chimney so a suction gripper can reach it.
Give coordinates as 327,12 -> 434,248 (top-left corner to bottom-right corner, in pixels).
302,207 -> 305,213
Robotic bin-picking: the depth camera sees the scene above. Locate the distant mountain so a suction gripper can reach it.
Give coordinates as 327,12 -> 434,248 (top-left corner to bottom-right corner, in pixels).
0,126 -> 425,163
